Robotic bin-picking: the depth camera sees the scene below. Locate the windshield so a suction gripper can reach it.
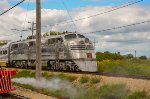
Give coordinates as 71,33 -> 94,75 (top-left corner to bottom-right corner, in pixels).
65,34 -> 77,40
78,34 -> 85,38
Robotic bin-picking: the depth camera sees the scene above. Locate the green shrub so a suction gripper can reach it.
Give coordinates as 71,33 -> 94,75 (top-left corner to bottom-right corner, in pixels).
66,75 -> 77,82
77,84 -> 129,99
128,90 -> 149,99
42,72 -> 49,78
97,60 -> 150,76
98,84 -> 128,99
80,76 -> 89,84
90,77 -> 100,84
13,70 -> 35,78
55,73 -> 77,82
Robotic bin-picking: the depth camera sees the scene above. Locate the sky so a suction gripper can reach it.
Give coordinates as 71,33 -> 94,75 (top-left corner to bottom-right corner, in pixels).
0,0 -> 150,57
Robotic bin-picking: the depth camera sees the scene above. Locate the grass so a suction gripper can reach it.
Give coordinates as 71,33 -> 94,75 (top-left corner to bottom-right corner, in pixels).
90,77 -> 101,84
55,73 -> 77,82
128,90 -> 150,99
97,59 -> 150,76
78,84 -> 129,99
12,70 -> 35,78
79,76 -> 89,84
12,70 -> 150,99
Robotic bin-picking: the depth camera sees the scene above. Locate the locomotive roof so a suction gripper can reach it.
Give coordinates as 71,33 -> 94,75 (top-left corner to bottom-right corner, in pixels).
43,32 -> 84,38
0,32 -> 85,46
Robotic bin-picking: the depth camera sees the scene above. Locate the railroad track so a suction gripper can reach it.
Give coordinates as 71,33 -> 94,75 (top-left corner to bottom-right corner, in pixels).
0,93 -> 29,99
80,72 -> 150,80
43,69 -> 150,80
7,67 -> 150,80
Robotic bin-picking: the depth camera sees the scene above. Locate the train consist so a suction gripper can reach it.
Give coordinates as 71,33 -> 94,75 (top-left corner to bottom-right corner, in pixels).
0,32 -> 97,72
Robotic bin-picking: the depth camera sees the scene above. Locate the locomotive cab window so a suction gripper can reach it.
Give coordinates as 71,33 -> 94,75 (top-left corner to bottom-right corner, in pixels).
48,37 -> 63,45
19,43 -> 24,47
65,34 -> 77,40
78,34 -> 85,38
29,41 -> 35,47
3,50 -> 7,54
58,37 -> 63,42
11,44 -> 18,49
0,51 -> 2,54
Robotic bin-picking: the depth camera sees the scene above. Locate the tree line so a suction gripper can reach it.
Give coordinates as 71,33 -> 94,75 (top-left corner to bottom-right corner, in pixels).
96,51 -> 147,61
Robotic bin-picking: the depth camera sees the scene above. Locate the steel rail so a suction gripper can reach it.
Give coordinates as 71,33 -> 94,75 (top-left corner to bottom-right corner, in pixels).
0,93 -> 29,99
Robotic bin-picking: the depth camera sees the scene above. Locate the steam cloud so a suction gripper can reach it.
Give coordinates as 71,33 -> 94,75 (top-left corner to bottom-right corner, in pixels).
12,77 -> 80,98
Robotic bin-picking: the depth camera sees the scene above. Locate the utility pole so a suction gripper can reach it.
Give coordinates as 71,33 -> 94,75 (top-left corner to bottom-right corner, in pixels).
28,21 -> 36,39
94,38 -> 96,50
93,38 -> 98,50
36,0 -> 41,80
135,50 -> 136,58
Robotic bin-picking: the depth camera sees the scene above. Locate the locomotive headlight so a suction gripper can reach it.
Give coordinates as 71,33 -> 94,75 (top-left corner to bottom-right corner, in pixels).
69,41 -> 76,45
85,38 -> 89,43
89,40 -> 92,44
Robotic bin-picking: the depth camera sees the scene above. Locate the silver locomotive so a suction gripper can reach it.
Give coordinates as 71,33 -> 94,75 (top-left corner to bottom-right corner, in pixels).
1,32 -> 97,72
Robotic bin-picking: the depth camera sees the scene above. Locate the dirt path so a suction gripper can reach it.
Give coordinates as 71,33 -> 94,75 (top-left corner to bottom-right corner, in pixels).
11,86 -> 57,99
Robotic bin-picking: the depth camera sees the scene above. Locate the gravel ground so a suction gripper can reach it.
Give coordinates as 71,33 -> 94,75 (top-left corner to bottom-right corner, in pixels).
62,73 -> 150,93
100,75 -> 150,93
11,86 -> 57,99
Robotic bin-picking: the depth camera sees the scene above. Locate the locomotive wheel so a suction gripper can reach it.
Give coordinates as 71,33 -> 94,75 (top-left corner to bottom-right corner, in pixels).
74,65 -> 79,72
66,66 -> 70,71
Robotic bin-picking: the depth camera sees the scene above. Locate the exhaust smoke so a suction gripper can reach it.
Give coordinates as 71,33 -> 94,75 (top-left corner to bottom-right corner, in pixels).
12,77 -> 81,98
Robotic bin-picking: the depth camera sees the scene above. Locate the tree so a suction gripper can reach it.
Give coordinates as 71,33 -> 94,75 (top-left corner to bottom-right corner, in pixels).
96,51 -> 124,61
104,51 -> 110,54
139,56 -> 147,60
126,54 -> 134,59
43,31 -> 61,37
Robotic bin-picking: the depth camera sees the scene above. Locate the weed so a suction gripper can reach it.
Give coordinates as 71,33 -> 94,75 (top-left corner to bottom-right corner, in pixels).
90,77 -> 101,84
97,59 -> 150,76
55,73 -> 77,82
12,70 -> 35,78
128,90 -> 150,99
42,72 -> 49,78
77,84 -> 129,99
80,76 -> 89,84
98,84 -> 128,99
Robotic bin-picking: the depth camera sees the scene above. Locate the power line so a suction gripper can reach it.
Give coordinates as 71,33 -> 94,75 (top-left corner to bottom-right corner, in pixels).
1,19 -> 150,37
0,0 -> 26,16
22,0 -> 31,28
61,0 -> 78,32
0,0 -> 146,38
45,0 -> 143,28
84,20 -> 150,34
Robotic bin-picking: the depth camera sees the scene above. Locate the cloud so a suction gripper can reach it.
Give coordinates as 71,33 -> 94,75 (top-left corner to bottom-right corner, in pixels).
0,1 -> 150,57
